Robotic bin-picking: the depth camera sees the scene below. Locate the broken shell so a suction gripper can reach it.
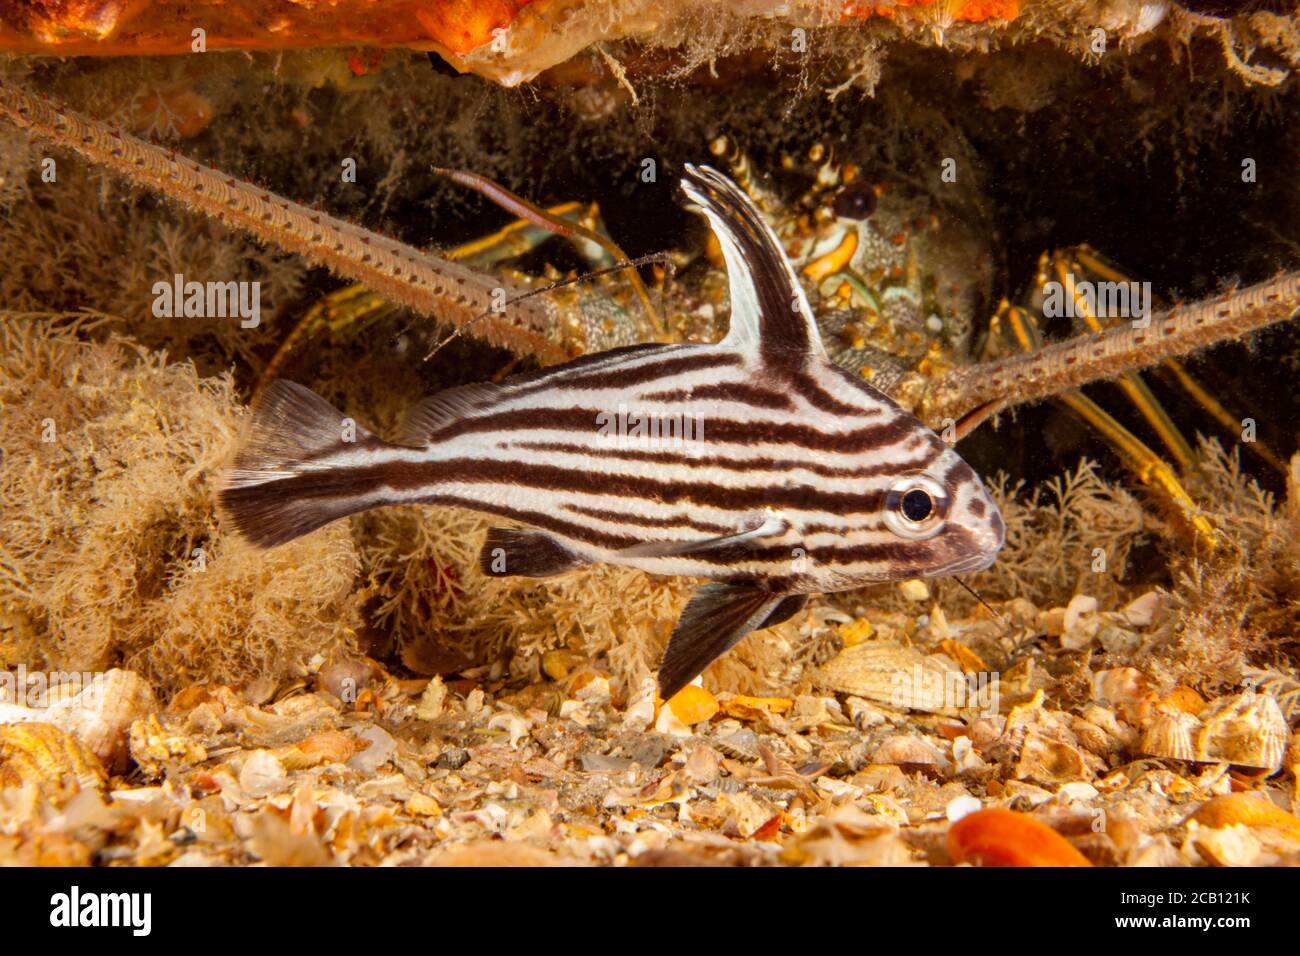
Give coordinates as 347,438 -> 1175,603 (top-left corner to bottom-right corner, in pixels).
898,579 -> 929,602
947,808 -> 1092,867
1093,667 -> 1155,726
239,749 -> 289,798
838,617 -> 874,646
1188,794 -> 1300,838
1015,731 -> 1090,787
288,731 -> 361,768
937,639 -> 988,674
666,685 -> 719,726
415,677 -> 448,721
1192,826 -> 1262,867
317,656 -> 377,702
1139,692 -> 1286,771
406,792 -> 443,817
0,722 -> 107,802
40,669 -> 158,772
1120,590 -> 1168,627
128,713 -> 207,779
1159,686 -> 1206,716
872,734 -> 943,770
1061,594 -> 1100,650
720,695 -> 793,721
1140,707 -> 1200,761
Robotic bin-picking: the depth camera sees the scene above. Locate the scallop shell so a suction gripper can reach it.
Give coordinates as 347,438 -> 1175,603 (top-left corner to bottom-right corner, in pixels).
816,641 -> 989,716
1138,692 -> 1287,771
1140,707 -> 1200,761
0,722 -> 108,802
1195,692 -> 1287,771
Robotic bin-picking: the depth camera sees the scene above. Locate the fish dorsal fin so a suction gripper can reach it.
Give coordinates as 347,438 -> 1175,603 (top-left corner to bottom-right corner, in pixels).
394,381 -> 510,446
680,163 -> 826,364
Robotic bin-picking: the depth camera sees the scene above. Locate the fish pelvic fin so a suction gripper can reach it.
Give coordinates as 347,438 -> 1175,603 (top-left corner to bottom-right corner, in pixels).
657,585 -> 809,700
219,380 -> 395,548
479,527 -> 587,578
680,164 -> 825,364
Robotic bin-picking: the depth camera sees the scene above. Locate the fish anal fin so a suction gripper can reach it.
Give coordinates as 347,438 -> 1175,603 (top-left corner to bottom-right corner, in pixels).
395,381 -> 511,447
479,527 -> 585,578
761,593 -> 809,630
657,584 -> 788,701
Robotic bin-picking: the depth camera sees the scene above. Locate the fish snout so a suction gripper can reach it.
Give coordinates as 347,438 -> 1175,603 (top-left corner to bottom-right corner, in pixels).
962,490 -> 1006,568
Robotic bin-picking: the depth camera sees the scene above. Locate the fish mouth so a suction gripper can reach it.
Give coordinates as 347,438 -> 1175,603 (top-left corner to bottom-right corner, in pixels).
932,545 -> 1001,577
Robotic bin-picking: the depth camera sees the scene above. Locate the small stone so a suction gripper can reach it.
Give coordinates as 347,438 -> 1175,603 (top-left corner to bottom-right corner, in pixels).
945,794 -> 982,822
434,747 -> 470,770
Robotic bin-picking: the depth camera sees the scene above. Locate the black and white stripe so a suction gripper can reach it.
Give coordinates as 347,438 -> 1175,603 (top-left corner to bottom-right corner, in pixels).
220,165 -> 1005,696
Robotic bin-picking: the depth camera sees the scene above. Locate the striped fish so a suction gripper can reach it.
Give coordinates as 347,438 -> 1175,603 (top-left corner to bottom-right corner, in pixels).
220,165 -> 1005,699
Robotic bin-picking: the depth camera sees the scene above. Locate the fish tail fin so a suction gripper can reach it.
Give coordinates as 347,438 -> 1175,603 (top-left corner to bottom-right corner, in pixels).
219,380 -> 397,548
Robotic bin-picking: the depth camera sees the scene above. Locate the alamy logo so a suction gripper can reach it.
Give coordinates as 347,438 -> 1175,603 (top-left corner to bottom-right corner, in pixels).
50,886 -> 151,936
152,273 -> 261,328
1,665 -> 103,708
1042,274 -> 1151,325
596,404 -> 705,450
890,664 -> 999,717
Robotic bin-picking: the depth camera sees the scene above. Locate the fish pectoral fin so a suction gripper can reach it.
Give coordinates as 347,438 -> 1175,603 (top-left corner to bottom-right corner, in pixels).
680,164 -> 826,363
658,585 -> 804,700
478,527 -> 586,578
394,381 -> 511,446
617,514 -> 788,560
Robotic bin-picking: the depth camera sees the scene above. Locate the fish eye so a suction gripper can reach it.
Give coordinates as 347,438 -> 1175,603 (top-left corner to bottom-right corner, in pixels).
884,475 -> 948,540
831,182 -> 878,221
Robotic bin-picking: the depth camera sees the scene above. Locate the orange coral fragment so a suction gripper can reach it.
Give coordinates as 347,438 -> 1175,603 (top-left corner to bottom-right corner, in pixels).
841,0 -> 1018,22
414,0 -> 533,56
0,0 -> 535,56
948,809 -> 1092,867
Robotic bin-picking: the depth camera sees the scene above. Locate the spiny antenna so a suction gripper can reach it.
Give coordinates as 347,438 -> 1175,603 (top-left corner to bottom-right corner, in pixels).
920,272 -> 1300,427
0,78 -> 566,363
434,167 -> 668,339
